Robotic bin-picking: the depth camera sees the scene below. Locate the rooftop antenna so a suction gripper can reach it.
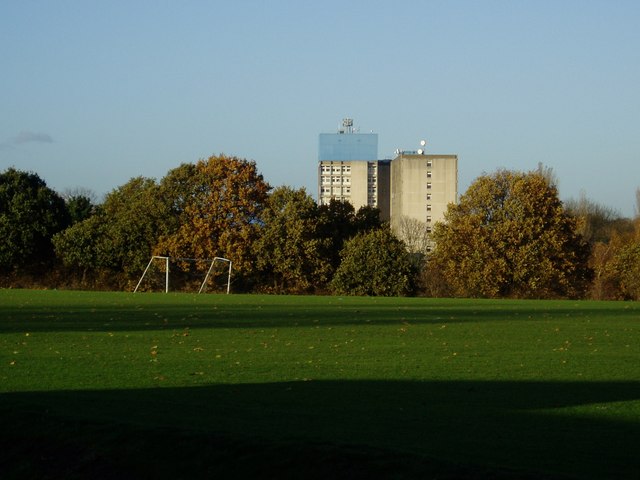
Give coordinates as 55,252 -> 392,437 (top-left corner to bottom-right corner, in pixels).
341,118 -> 354,134
417,139 -> 427,155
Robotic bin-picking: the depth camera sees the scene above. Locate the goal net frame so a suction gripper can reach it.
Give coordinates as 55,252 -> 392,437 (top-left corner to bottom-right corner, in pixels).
133,256 -> 232,294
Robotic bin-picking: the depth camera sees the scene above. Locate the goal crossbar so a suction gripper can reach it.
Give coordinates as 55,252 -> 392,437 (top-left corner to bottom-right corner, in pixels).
133,256 -> 232,294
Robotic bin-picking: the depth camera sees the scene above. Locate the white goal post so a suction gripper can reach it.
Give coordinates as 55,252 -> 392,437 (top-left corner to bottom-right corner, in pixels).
133,256 -> 232,294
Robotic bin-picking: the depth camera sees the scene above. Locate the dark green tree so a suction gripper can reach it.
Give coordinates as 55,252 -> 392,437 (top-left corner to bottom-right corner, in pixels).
54,177 -> 167,285
254,186 -> 330,293
353,205 -> 383,232
429,169 -> 591,299
65,194 -> 95,224
331,228 -> 415,296
156,162 -> 199,234
51,212 -> 107,284
0,168 -> 70,271
62,187 -> 99,225
316,199 -> 382,274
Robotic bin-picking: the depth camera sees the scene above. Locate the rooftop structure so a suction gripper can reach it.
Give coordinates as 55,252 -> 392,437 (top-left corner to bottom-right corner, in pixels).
318,118 -> 378,161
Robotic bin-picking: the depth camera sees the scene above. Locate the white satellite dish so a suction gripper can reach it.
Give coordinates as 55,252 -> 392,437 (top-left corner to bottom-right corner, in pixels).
420,140 -> 427,147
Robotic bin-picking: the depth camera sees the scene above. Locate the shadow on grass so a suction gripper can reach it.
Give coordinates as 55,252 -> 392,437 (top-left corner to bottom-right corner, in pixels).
2,296 -> 639,333
2,380 -> 639,479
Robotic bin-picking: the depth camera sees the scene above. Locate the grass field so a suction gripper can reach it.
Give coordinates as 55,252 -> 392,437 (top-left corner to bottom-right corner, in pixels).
1,289 -> 639,479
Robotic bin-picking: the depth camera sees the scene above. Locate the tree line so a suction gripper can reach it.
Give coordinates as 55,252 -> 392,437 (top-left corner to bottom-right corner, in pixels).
1,155 -> 639,299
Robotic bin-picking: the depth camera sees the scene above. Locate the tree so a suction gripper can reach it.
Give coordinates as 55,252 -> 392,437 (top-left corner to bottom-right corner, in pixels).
353,205 -> 383,232
254,186 -> 330,293
66,195 -> 94,224
564,192 -> 636,300
155,162 -> 199,234
0,168 -> 70,271
397,216 -> 432,257
429,169 -> 591,299
599,218 -> 640,300
614,244 -> 640,300
613,239 -> 640,300
536,162 -> 559,189
331,228 -> 415,296
54,177 -> 166,285
51,213 -> 107,284
565,192 -> 625,244
154,155 -> 270,288
316,199 -> 382,274
62,187 -> 99,224
316,199 -> 357,270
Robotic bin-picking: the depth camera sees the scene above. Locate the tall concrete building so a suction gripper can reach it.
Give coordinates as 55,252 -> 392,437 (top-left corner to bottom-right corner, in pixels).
390,150 -> 458,238
317,119 -> 391,220
317,119 -> 457,237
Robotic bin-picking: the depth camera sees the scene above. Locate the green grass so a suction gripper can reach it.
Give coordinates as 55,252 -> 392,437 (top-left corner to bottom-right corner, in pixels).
1,289 -> 639,479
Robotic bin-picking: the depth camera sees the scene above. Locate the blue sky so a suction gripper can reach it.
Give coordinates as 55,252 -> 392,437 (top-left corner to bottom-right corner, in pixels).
2,1 -> 639,216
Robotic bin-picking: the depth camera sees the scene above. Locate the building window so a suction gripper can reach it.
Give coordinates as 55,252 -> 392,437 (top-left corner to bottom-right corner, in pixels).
427,204 -> 432,211
427,161 -> 432,167
427,182 -> 432,189
427,171 -> 432,178
427,193 -> 432,200
426,216 -> 432,223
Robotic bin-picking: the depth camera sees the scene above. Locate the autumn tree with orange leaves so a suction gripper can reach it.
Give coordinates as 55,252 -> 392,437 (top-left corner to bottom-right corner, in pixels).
154,155 -> 270,289
427,169 -> 591,299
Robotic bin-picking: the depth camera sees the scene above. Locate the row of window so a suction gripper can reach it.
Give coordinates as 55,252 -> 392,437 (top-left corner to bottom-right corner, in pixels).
321,187 -> 382,197
323,181 -> 435,197
321,176 -> 380,185
320,187 -> 352,195
322,161 -> 433,173
321,176 -> 351,184
320,165 -> 351,174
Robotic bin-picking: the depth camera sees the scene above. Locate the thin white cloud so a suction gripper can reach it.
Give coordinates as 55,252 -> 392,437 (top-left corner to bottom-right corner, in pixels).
11,131 -> 54,144
0,131 -> 54,150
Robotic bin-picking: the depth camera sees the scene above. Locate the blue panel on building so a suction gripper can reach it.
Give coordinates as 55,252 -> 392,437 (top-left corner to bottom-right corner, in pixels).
318,133 -> 378,161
